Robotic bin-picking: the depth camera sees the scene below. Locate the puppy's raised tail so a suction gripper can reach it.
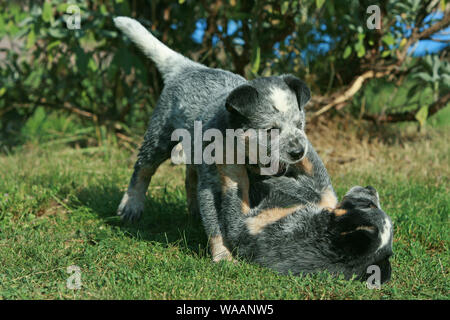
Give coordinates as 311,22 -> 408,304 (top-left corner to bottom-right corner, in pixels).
113,16 -> 202,81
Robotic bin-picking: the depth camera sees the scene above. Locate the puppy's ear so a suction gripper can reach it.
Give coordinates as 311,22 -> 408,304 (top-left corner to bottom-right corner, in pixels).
282,75 -> 311,109
225,84 -> 259,117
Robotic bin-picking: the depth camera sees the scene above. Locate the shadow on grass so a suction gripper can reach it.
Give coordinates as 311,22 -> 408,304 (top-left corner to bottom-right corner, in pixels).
74,185 -> 208,255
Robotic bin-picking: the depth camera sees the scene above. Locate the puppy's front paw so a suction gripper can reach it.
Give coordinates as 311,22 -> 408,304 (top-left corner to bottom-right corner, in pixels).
212,250 -> 237,264
117,193 -> 144,222
210,235 -> 236,263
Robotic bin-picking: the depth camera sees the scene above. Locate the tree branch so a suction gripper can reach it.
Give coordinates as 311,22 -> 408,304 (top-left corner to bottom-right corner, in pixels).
13,99 -> 95,119
310,68 -> 395,118
418,11 -> 450,40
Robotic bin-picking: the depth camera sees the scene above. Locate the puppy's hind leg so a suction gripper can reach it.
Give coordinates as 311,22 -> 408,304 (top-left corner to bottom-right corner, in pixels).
185,165 -> 200,217
118,123 -> 176,222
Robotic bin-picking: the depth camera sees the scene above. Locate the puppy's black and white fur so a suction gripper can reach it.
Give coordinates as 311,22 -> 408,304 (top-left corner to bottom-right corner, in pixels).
114,17 -> 313,261
217,165 -> 393,283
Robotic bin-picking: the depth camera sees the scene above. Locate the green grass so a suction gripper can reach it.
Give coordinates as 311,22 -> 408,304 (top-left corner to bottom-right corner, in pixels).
0,129 -> 449,300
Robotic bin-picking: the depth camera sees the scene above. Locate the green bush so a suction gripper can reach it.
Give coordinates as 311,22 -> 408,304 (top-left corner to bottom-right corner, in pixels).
0,0 -> 157,148
0,0 -> 447,149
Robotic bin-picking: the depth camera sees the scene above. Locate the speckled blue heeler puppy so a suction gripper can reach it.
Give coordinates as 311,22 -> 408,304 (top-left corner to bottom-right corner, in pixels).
113,17 -> 325,261
216,164 -> 393,283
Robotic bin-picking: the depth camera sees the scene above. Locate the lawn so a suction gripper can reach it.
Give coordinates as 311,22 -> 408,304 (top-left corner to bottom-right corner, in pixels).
0,125 -> 448,299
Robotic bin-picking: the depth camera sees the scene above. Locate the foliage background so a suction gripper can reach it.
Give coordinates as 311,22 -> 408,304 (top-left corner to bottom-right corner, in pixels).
0,0 -> 448,150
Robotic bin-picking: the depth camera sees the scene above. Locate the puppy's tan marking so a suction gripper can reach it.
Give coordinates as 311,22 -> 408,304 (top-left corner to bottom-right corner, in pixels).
217,164 -> 250,214
295,157 -> 314,176
246,205 -> 304,235
333,208 -> 348,216
318,188 -> 338,209
340,225 -> 376,236
241,196 -> 250,214
210,235 -> 234,262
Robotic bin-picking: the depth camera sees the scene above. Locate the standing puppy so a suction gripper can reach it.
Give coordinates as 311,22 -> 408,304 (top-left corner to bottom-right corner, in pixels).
114,17 -> 312,261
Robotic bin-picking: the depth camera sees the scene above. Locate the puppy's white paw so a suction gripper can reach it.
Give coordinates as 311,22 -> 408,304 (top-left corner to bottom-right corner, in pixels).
212,251 -> 237,264
210,236 -> 236,263
117,193 -> 145,222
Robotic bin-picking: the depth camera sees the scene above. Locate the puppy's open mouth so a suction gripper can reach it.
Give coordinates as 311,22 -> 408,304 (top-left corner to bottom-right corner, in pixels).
271,162 -> 288,177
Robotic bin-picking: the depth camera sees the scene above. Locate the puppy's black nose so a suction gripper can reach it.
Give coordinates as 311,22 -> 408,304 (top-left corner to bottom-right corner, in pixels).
288,148 -> 304,161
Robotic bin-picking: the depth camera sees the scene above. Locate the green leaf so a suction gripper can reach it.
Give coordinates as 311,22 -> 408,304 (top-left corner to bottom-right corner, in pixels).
42,2 -> 53,23
415,105 -> 428,128
7,20 -> 19,36
357,47 -> 365,58
355,43 -> 365,58
57,3 -> 69,12
100,4 -> 108,15
442,74 -> 450,88
413,72 -> 433,83
281,2 -> 289,15
382,34 -> 395,46
0,87 -> 6,97
343,46 -> 352,59
316,0 -> 325,9
24,69 -> 44,90
26,29 -> 35,49
251,46 -> 261,75
381,50 -> 390,58
431,56 -> 440,81
48,28 -> 68,39
399,38 -> 407,48
179,0 -> 186,4
47,40 -> 61,51
88,58 -> 97,72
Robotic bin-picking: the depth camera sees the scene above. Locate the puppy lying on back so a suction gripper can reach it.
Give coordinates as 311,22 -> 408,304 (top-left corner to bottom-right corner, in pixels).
217,164 -> 393,283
